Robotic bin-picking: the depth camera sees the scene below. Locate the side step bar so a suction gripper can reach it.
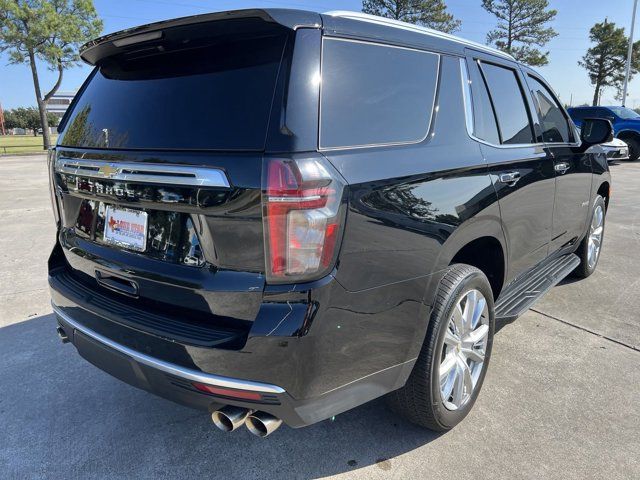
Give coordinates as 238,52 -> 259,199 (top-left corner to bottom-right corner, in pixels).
495,254 -> 580,321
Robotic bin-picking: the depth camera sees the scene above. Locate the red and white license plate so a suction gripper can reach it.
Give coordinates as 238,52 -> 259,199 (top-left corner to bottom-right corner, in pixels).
103,206 -> 148,252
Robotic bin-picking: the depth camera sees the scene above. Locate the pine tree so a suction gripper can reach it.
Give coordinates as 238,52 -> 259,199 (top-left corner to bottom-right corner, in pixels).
0,0 -> 102,149
482,0 -> 557,66
362,0 -> 461,33
579,20 -> 640,106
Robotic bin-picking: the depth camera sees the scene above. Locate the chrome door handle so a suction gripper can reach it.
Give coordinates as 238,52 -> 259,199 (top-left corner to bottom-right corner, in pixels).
554,162 -> 570,174
498,171 -> 521,185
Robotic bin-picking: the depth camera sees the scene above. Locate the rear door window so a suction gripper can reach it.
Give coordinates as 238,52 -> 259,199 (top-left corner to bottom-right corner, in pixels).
527,75 -> 574,143
320,38 -> 439,149
466,60 -> 500,145
479,62 -> 535,145
59,28 -> 288,151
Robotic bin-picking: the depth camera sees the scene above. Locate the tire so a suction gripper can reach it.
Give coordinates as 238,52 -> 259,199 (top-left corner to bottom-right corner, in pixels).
388,264 -> 495,431
624,137 -> 640,161
572,195 -> 606,278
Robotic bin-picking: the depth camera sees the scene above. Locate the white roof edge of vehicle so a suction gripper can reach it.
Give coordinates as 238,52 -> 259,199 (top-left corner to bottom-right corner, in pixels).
323,10 -> 516,61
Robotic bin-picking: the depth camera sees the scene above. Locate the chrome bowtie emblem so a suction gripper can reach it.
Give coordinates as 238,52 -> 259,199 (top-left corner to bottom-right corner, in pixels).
98,164 -> 118,178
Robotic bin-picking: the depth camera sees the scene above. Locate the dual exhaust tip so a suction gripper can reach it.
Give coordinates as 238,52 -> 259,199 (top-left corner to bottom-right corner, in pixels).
211,406 -> 282,437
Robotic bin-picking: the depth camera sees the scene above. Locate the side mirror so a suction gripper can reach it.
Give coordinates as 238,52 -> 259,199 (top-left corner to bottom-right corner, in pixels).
580,118 -> 613,146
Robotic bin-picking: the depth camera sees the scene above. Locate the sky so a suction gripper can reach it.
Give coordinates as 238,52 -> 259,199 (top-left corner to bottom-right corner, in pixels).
1,0 -> 639,110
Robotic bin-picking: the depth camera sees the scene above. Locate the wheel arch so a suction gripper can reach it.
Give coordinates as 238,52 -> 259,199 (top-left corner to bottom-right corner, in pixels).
430,218 -> 508,302
616,129 -> 640,143
596,181 -> 610,210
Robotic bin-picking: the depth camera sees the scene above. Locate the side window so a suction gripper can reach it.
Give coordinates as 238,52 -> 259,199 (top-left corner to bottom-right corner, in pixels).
479,62 -> 535,145
528,76 -> 573,143
320,38 -> 439,149
466,59 -> 500,144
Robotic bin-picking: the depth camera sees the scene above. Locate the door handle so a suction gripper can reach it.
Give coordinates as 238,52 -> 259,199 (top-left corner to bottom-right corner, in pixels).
498,171 -> 521,186
554,162 -> 571,174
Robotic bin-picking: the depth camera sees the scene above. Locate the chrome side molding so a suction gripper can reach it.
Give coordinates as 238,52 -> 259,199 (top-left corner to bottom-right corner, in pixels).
54,158 -> 230,188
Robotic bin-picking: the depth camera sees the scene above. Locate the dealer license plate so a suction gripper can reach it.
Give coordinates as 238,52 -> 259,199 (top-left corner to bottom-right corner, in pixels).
103,206 -> 148,252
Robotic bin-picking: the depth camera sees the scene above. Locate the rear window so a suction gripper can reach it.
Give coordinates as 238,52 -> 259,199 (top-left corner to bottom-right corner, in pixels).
59,27 -> 288,151
320,38 -> 439,149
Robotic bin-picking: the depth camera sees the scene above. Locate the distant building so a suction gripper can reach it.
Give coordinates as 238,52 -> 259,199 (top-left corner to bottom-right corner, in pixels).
46,91 -> 76,118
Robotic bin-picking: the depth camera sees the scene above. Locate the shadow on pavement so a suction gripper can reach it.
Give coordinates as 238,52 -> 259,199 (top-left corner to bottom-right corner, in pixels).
1,313 -> 443,479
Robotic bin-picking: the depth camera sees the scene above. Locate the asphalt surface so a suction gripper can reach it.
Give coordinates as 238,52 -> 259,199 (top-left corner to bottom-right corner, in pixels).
1,155 -> 638,479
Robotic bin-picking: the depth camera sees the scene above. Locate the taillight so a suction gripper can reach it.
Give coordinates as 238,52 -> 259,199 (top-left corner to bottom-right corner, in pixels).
47,148 -> 60,227
262,156 -> 346,283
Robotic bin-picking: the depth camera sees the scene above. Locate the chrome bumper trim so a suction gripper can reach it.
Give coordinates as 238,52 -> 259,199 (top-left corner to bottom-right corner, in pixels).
52,303 -> 285,394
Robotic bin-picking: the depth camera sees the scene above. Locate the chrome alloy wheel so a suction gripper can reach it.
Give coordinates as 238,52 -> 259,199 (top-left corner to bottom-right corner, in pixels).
438,289 -> 489,411
587,204 -> 604,269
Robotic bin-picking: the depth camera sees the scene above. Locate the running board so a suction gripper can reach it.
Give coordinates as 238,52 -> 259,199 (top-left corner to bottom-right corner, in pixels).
495,254 -> 580,321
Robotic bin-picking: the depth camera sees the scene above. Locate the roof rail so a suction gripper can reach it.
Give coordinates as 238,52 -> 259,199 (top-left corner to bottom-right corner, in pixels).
323,10 -> 515,61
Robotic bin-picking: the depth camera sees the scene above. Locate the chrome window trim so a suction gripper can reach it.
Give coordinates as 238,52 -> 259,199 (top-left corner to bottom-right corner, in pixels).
459,58 -> 475,137
52,303 -> 286,394
318,36 -> 440,151
54,158 -> 231,188
459,57 -> 573,150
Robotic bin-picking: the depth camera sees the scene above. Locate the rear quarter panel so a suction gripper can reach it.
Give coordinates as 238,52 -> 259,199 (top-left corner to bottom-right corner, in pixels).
318,54 -> 506,380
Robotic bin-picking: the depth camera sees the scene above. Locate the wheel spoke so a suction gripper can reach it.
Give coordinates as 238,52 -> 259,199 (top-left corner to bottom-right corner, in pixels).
464,324 -> 489,346
461,346 -> 485,364
471,297 -> 486,329
440,353 -> 458,402
461,359 -> 474,394
439,353 -> 457,382
452,363 -> 465,406
444,327 -> 459,346
462,290 -> 477,333
451,304 -> 464,336
596,207 -> 603,226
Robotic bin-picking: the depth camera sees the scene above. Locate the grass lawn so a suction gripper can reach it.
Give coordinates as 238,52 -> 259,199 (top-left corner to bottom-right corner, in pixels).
0,135 -> 58,154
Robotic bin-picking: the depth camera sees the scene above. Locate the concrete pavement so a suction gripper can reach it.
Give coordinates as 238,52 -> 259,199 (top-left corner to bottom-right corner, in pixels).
1,155 -> 638,479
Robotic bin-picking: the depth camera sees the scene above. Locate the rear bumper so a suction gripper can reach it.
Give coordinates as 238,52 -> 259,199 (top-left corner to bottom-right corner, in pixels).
50,251 -> 427,426
53,301 -> 415,428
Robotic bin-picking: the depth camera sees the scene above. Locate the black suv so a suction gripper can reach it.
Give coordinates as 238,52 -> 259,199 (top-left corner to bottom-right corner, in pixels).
48,9 -> 612,436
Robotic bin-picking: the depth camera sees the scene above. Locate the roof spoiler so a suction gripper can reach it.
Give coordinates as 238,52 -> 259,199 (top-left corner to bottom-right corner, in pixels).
80,8 -> 321,65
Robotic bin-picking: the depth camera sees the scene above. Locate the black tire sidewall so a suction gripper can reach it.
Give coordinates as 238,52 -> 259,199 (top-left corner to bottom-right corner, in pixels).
625,138 -> 640,161
428,270 -> 496,429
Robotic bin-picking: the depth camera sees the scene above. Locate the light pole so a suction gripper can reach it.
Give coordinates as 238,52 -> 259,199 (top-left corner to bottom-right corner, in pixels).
622,0 -> 638,106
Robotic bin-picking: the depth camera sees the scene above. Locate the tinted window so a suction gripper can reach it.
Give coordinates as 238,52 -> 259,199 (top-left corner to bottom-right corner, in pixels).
528,76 -> 573,143
467,60 -> 500,144
320,38 -> 439,149
59,30 -> 287,150
479,62 -> 534,145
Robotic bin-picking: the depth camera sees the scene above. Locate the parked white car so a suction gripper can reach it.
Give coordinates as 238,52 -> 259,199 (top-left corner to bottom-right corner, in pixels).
600,137 -> 630,162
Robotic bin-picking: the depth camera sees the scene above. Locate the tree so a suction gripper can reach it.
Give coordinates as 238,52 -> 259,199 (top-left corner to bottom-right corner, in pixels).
482,0 -> 557,66
0,0 -> 102,149
4,107 -> 58,134
579,20 -> 640,106
3,109 -> 20,130
362,0 -> 461,33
